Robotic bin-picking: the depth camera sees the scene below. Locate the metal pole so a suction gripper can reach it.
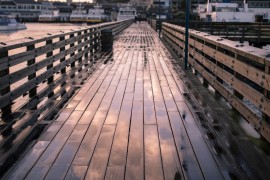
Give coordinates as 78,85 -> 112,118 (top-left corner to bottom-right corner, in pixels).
184,0 -> 190,70
159,0 -> 161,38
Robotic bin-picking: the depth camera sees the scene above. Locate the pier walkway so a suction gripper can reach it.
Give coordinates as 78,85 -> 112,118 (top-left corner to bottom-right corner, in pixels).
2,23 -> 270,180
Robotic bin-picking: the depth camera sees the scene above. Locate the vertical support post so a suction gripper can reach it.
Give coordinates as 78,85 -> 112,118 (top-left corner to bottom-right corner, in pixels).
98,27 -> 102,53
95,27 -> 101,59
84,29 -> 89,60
263,65 -> 270,124
70,33 -> 75,68
77,31 -> 83,72
241,24 -> 245,43
46,39 -> 54,98
184,0 -> 190,70
59,35 -> 66,96
90,28 -> 95,63
258,24 -> 261,46
27,44 -> 37,109
60,35 -> 66,74
0,50 -> 11,119
159,0 -> 161,38
210,22 -> 213,35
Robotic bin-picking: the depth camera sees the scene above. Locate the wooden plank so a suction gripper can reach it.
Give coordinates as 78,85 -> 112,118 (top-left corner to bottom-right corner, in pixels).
30,111 -> 83,176
98,74 -> 114,93
168,111 -> 204,179
176,101 -> 224,179
125,50 -> 137,93
125,100 -> 144,180
72,110 -> 107,166
108,93 -> 134,167
72,75 -> 101,101
65,166 -> 88,180
45,124 -> 87,179
144,125 -> 164,180
144,80 -> 156,124
45,165 -> 69,180
161,86 -> 178,112
154,101 -> 183,180
134,71 -> 143,101
84,125 -> 115,180
67,124 -> 88,142
39,122 -> 65,142
105,166 -> 125,180
5,141 -> 50,179
165,76 -> 184,102
150,70 -> 163,101
98,86 -> 117,111
75,79 -> 104,111
25,165 -> 50,180
137,51 -> 143,71
104,83 -> 126,125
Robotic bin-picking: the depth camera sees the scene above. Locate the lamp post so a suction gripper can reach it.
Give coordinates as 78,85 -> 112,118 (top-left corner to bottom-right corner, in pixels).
184,0 -> 190,70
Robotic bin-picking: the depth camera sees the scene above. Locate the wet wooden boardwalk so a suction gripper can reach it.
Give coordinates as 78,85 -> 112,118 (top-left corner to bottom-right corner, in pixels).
5,23 -> 227,180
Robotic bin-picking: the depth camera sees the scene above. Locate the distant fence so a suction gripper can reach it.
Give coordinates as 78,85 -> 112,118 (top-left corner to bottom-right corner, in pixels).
161,22 -> 270,142
0,19 -> 132,175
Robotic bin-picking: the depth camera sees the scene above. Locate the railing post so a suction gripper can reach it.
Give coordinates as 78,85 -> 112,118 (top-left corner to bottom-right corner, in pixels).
96,27 -> 101,53
263,66 -> 270,124
27,44 -> 37,109
46,39 -> 54,98
70,33 -> 75,68
241,24 -> 245,43
77,31 -> 83,72
258,24 -> 261,46
159,0 -> 161,38
184,0 -> 190,70
0,50 -> 11,120
60,35 -> 66,74
59,35 -> 66,96
84,29 -> 89,60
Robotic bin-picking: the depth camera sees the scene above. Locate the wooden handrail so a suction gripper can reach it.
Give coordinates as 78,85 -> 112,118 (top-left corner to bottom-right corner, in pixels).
161,22 -> 270,142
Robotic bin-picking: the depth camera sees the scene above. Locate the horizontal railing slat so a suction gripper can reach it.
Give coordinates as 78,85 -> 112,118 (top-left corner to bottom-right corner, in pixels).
161,21 -> 270,142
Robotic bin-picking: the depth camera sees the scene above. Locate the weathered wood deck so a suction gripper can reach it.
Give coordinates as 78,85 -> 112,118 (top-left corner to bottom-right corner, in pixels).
5,23 -> 237,180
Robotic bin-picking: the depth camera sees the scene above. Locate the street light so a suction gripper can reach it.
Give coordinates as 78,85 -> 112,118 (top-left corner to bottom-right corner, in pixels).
184,0 -> 190,70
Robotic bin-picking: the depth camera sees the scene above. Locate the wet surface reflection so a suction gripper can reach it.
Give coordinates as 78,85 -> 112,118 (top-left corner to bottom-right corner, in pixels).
4,22 -> 270,180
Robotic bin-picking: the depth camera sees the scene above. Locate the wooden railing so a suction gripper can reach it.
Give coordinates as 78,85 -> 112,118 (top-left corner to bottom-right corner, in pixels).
149,19 -> 157,30
161,22 -> 270,142
167,21 -> 270,45
0,19 -> 132,174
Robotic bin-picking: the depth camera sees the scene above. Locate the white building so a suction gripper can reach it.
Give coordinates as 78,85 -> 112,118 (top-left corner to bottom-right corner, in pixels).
0,0 -> 49,21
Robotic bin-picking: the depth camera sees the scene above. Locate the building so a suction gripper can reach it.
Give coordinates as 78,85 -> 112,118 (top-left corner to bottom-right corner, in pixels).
67,0 -> 72,4
54,2 -> 73,21
223,0 -> 270,8
0,0 -> 46,21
